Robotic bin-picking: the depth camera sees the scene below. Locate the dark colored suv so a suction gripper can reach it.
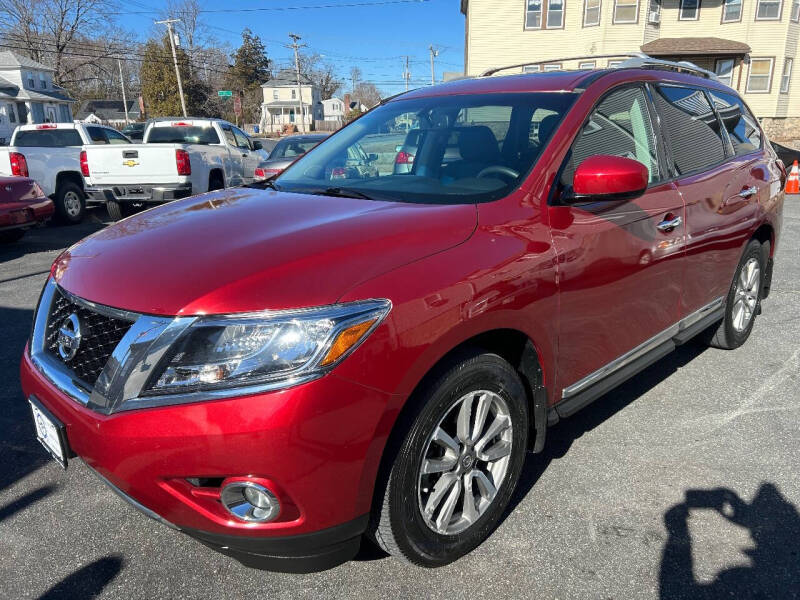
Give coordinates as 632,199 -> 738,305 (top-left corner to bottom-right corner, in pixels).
22,59 -> 783,572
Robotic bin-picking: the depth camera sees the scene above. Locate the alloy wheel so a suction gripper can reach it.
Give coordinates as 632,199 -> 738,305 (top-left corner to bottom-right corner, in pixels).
732,257 -> 760,332
417,390 -> 513,535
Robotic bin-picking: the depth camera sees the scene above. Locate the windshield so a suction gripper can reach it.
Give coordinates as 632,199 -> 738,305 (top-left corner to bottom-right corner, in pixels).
275,92 -> 576,204
146,126 -> 220,144
271,138 -> 323,159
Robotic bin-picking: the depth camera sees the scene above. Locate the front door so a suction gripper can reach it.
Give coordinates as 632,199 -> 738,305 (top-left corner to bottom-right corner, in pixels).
549,85 -> 686,400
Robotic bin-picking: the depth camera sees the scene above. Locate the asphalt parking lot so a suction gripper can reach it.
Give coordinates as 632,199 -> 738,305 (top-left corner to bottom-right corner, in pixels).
1,200 -> 798,600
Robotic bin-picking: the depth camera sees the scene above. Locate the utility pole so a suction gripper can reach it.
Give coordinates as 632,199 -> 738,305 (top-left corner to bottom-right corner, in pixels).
429,45 -> 439,86
118,58 -> 130,124
155,18 -> 187,117
289,33 -> 307,133
402,56 -> 411,91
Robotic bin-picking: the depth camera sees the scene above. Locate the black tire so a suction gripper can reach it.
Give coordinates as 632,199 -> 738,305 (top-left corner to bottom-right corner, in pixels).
209,171 -> 224,191
106,200 -> 136,221
0,228 -> 25,243
706,239 -> 764,350
369,350 -> 529,567
54,180 -> 86,224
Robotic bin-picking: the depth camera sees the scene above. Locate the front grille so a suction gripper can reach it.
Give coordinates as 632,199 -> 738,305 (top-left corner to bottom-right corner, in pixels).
45,290 -> 134,387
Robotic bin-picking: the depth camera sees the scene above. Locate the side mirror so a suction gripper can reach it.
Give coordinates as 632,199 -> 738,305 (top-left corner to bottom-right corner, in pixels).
569,155 -> 648,202
251,140 -> 263,151
367,153 -> 378,162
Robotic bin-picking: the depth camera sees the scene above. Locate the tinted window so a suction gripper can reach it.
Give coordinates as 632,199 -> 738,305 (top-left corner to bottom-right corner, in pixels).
707,90 -> 762,156
220,126 -> 237,147
562,86 -> 661,186
275,93 -> 576,205
87,126 -> 109,144
14,129 -> 83,147
232,127 -> 251,149
271,138 -> 323,158
653,85 -> 727,176
103,129 -> 131,145
146,126 -> 220,144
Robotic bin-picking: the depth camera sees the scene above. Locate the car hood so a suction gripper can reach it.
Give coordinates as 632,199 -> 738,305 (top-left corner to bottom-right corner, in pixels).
54,187 -> 477,316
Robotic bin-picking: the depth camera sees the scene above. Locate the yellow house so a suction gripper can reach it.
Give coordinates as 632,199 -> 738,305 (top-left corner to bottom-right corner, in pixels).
461,0 -> 800,140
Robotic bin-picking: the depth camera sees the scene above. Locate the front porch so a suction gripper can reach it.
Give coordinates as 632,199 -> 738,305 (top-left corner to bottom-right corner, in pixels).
261,100 -> 312,133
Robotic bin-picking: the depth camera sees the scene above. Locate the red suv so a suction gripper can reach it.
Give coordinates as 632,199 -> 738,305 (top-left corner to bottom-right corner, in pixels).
22,60 -> 783,572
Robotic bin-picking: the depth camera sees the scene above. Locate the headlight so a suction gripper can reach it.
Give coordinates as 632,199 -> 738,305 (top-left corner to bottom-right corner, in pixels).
142,299 -> 391,397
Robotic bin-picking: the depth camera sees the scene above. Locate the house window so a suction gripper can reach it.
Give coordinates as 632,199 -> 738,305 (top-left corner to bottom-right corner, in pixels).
780,58 -> 793,93
543,63 -> 562,71
523,65 -> 541,73
722,0 -> 742,21
579,61 -> 596,69
648,0 -> 661,21
39,73 -> 47,89
679,0 -> 700,20
584,0 -> 601,25
273,90 -> 278,100
26,72 -> 35,88
525,0 -> 564,29
608,59 -> 625,68
792,0 -> 799,21
613,0 -> 639,23
291,89 -> 296,99
746,58 -> 774,92
7,104 -> 16,123
755,0 -> 782,19
715,58 -> 735,87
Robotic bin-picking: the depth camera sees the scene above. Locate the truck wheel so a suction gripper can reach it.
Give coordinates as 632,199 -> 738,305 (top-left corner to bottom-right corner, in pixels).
705,239 -> 764,350
369,350 -> 528,566
0,229 -> 25,243
55,181 -> 86,224
106,200 -> 135,221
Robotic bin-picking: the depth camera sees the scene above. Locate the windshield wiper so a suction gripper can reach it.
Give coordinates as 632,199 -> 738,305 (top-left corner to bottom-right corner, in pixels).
311,187 -> 377,200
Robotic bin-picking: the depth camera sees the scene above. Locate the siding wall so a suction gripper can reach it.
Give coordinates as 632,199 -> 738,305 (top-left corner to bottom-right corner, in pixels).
465,0 -> 800,121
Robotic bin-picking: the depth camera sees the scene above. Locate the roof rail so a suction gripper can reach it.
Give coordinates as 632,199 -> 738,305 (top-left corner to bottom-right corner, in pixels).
480,53 -> 718,82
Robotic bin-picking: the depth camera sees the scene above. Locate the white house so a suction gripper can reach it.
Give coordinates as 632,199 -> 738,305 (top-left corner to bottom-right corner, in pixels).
0,51 -> 75,144
260,69 -> 324,133
322,97 -> 346,123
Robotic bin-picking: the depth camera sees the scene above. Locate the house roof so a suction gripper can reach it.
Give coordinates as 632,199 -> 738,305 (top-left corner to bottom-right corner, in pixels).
76,99 -> 140,120
0,50 -> 55,71
262,68 -> 313,88
263,100 -> 317,108
15,87 -> 74,102
641,37 -> 751,56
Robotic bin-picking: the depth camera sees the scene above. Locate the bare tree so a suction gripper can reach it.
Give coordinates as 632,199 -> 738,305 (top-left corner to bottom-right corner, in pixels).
354,81 -> 382,108
298,53 -> 343,100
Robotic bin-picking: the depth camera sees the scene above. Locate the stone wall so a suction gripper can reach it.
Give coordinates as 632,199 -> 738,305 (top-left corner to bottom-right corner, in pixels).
760,118 -> 800,143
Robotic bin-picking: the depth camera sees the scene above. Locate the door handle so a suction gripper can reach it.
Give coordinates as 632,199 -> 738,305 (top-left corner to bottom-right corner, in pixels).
656,215 -> 682,232
738,186 -> 758,198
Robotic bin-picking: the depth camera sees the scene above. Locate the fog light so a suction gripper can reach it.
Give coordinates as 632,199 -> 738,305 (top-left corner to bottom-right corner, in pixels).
220,482 -> 280,523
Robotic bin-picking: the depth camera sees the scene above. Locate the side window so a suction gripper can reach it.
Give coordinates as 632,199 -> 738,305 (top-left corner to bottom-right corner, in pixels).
707,90 -> 762,156
220,125 -> 237,147
103,129 -> 131,145
652,85 -> 727,176
232,127 -> 251,149
86,126 -> 109,144
561,86 -> 661,186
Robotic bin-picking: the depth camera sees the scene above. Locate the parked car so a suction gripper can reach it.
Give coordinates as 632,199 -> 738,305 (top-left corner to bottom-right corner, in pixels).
0,123 -> 130,223
82,118 -> 268,220
0,176 -> 54,242
22,59 -> 783,573
253,133 -> 327,179
121,122 -> 146,142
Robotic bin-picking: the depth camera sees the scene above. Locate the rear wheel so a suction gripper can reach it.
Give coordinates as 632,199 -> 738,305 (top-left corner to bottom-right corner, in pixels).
0,229 -> 25,243
54,181 -> 85,224
706,239 -> 764,350
369,351 -> 528,567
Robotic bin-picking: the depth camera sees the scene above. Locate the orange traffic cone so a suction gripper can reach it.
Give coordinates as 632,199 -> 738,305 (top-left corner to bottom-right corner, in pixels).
786,160 -> 800,194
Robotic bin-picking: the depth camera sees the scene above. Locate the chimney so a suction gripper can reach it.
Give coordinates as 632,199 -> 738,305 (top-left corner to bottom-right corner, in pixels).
344,93 -> 352,110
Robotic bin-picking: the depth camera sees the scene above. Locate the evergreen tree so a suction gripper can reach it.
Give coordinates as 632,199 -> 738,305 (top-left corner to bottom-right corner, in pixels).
226,29 -> 271,123
140,36 -> 210,117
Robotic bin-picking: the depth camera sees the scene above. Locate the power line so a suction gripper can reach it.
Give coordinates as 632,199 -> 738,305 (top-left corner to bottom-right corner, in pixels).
97,0 -> 433,16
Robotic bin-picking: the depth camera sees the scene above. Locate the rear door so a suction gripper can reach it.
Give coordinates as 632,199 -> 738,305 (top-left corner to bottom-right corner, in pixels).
219,124 -> 244,185
550,84 -> 686,401
650,84 -> 760,316
232,126 -> 260,183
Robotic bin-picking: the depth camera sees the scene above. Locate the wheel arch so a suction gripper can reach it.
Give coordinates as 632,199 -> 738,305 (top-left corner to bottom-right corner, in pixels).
54,171 -> 84,196
208,168 -> 225,189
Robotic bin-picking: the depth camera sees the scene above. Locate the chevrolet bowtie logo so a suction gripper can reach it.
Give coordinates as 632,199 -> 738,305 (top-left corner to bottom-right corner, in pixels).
123,159 -> 139,167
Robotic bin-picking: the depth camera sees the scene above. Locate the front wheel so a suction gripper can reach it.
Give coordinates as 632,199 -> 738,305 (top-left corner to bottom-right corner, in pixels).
54,181 -> 85,224
106,200 -> 136,221
369,351 -> 529,567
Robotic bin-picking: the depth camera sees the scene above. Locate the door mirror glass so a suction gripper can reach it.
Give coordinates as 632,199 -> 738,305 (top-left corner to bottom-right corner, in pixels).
251,140 -> 263,151
569,155 -> 648,201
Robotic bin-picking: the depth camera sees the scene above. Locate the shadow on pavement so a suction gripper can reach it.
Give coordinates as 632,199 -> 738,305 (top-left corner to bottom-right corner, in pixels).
659,483 -> 800,599
508,339 -> 709,516
37,556 -> 124,600
0,485 -> 55,522
0,217 -> 107,264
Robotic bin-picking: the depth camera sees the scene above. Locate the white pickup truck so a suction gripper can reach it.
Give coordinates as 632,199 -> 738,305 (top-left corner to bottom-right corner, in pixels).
0,122 -> 131,223
82,118 -> 269,220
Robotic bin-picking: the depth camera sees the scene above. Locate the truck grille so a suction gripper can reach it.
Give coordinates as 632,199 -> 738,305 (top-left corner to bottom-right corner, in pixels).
45,290 -> 134,387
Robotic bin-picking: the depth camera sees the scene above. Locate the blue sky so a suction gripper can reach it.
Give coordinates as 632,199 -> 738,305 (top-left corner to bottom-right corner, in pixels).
124,0 -> 465,96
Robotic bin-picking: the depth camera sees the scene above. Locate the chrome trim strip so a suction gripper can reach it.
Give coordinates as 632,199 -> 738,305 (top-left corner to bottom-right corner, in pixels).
57,284 -> 139,322
562,297 -> 725,399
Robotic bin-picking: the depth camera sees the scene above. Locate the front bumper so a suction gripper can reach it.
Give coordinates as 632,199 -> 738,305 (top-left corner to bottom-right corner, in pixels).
85,182 -> 192,204
20,348 -> 394,571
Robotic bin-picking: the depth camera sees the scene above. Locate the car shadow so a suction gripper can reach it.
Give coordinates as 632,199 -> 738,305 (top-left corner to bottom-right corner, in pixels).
507,339 -> 710,517
659,483 -> 800,599
37,556 -> 123,600
0,216 -> 107,264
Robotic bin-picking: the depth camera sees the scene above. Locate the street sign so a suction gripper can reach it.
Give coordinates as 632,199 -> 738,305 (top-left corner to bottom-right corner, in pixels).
233,95 -> 242,116
217,90 -> 233,97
